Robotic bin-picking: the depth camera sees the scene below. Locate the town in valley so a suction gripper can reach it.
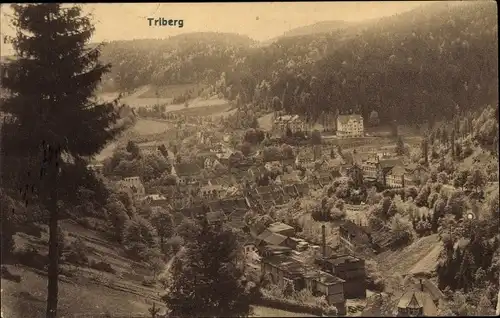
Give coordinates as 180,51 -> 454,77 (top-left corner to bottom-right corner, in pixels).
1,2 -> 499,318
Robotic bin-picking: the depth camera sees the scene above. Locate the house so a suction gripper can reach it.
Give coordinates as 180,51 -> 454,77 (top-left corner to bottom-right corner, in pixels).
199,153 -> 220,169
338,220 -> 371,251
87,163 -> 104,175
377,158 -> 404,187
118,176 -> 146,200
200,184 -> 225,200
317,254 -> 366,299
336,114 -> 364,138
273,115 -> 306,133
315,171 -> 333,187
143,194 -> 169,207
361,155 -> 379,180
171,163 -> 202,185
397,281 -> 439,317
256,230 -> 289,248
248,166 -> 268,181
294,183 -> 310,197
284,237 -> 310,251
386,164 -> 406,188
261,254 -> 346,314
267,222 -> 296,237
206,210 -> 227,225
276,171 -> 300,185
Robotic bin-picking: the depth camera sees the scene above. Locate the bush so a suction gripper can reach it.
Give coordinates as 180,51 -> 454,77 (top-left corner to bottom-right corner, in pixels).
63,238 -> 89,266
89,260 -> 115,274
365,260 -> 385,292
1,265 -> 22,283
142,277 -> 156,287
15,246 -> 48,271
122,217 -> 158,261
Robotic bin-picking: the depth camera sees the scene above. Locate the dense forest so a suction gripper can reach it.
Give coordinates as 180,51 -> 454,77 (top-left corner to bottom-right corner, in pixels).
98,32 -> 256,92
99,1 -> 497,125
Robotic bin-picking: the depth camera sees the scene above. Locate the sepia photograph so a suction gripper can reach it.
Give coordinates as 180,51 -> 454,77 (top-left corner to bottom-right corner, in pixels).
0,1 -> 498,317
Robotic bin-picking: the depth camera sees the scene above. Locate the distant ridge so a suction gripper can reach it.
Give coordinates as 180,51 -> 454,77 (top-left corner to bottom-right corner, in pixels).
282,20 -> 351,38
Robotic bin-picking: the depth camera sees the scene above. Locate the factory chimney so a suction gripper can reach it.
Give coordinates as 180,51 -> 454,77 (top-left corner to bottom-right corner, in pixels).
322,224 -> 326,258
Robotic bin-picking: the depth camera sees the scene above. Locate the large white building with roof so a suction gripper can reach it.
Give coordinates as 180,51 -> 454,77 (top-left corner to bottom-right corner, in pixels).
336,114 -> 364,138
273,115 -> 306,133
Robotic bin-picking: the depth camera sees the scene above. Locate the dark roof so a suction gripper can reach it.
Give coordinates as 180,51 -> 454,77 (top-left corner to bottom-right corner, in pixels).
339,220 -> 370,243
325,255 -> 362,266
207,211 -> 226,223
179,205 -> 205,218
284,185 -> 299,197
256,186 -> 272,195
267,222 -> 294,234
175,163 -> 202,176
416,279 -> 445,302
379,159 -> 403,169
263,232 -> 288,246
295,183 -> 309,196
227,209 -> 247,229
397,291 -> 437,316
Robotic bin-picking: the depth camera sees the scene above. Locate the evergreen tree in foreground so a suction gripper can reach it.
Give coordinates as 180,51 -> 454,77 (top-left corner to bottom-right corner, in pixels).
163,211 -> 260,317
1,4 -> 124,317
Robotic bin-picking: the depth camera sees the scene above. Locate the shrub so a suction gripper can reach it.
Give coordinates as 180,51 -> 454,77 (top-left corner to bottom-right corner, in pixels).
89,260 -> 115,274
142,277 -> 156,287
122,217 -> 158,261
15,246 -> 48,271
365,260 -> 385,292
1,265 -> 22,283
63,238 -> 89,266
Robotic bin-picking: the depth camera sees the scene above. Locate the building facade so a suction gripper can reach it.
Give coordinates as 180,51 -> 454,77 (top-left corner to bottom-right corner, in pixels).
336,114 -> 364,138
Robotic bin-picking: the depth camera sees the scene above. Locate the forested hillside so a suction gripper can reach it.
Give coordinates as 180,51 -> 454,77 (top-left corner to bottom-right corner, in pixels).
99,1 -> 497,125
99,32 -> 256,92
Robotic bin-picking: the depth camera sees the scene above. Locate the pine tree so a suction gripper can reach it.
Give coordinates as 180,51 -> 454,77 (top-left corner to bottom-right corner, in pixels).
163,211 -> 259,317
1,4 -> 124,317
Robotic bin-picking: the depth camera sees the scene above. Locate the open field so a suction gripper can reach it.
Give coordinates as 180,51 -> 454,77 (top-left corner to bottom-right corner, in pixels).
375,234 -> 442,277
164,97 -> 229,113
170,103 -> 232,117
138,83 -> 207,99
251,306 -> 318,317
132,118 -> 173,135
2,219 -> 165,318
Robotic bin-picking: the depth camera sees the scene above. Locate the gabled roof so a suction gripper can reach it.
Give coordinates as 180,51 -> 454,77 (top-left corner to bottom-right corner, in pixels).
283,184 -> 299,197
397,291 -> 437,316
175,163 -> 202,176
267,222 -> 294,234
379,159 -> 403,169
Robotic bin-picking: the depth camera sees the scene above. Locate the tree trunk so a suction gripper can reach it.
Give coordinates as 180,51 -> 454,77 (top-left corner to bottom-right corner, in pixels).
46,160 -> 59,318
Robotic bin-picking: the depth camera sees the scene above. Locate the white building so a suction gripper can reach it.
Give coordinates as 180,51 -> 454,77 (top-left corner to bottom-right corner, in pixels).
336,114 -> 364,138
118,176 -> 146,200
274,115 -> 306,133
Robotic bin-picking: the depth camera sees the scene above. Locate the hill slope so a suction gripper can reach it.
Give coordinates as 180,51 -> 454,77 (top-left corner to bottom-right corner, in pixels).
279,20 -> 351,39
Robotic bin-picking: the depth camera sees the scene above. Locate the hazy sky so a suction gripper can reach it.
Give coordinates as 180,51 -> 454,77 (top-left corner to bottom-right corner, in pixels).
1,1 -> 445,55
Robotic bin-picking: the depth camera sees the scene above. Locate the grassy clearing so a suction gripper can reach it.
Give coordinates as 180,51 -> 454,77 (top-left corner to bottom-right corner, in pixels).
170,103 -> 232,117
257,113 -> 274,131
164,97 -> 229,113
131,118 -> 173,135
138,84 -> 207,99
375,234 -> 442,277
2,219 -> 165,318
250,305 -> 318,317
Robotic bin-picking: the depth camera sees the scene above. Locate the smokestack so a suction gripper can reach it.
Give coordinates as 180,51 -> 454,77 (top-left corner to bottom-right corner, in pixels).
419,279 -> 424,291
322,224 -> 326,258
